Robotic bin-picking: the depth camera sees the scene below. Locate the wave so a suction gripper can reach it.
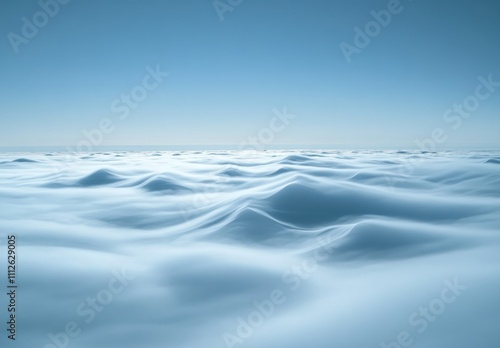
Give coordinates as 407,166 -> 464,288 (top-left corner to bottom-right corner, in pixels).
77,168 -> 125,187
1,150 -> 499,348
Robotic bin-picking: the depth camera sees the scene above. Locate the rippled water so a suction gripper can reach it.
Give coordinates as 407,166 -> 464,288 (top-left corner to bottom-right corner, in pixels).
1,150 -> 499,347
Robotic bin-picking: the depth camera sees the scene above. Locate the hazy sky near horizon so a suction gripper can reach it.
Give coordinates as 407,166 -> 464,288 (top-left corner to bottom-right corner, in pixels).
1,0 -> 499,149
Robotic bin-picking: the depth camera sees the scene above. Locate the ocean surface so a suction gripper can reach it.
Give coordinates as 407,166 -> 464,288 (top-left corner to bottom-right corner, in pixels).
1,150 -> 499,348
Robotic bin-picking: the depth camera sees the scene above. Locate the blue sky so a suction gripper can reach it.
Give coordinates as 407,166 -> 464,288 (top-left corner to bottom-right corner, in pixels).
1,0 -> 499,149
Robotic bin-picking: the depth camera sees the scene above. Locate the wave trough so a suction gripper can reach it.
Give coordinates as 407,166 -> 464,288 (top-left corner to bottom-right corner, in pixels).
0,150 -> 499,348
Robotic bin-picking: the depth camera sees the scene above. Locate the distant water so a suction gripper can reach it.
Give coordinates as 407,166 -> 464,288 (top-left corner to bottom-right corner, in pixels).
1,150 -> 499,347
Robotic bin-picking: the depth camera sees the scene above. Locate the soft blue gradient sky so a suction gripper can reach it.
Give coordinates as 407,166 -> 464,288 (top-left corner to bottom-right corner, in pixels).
1,0 -> 499,149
